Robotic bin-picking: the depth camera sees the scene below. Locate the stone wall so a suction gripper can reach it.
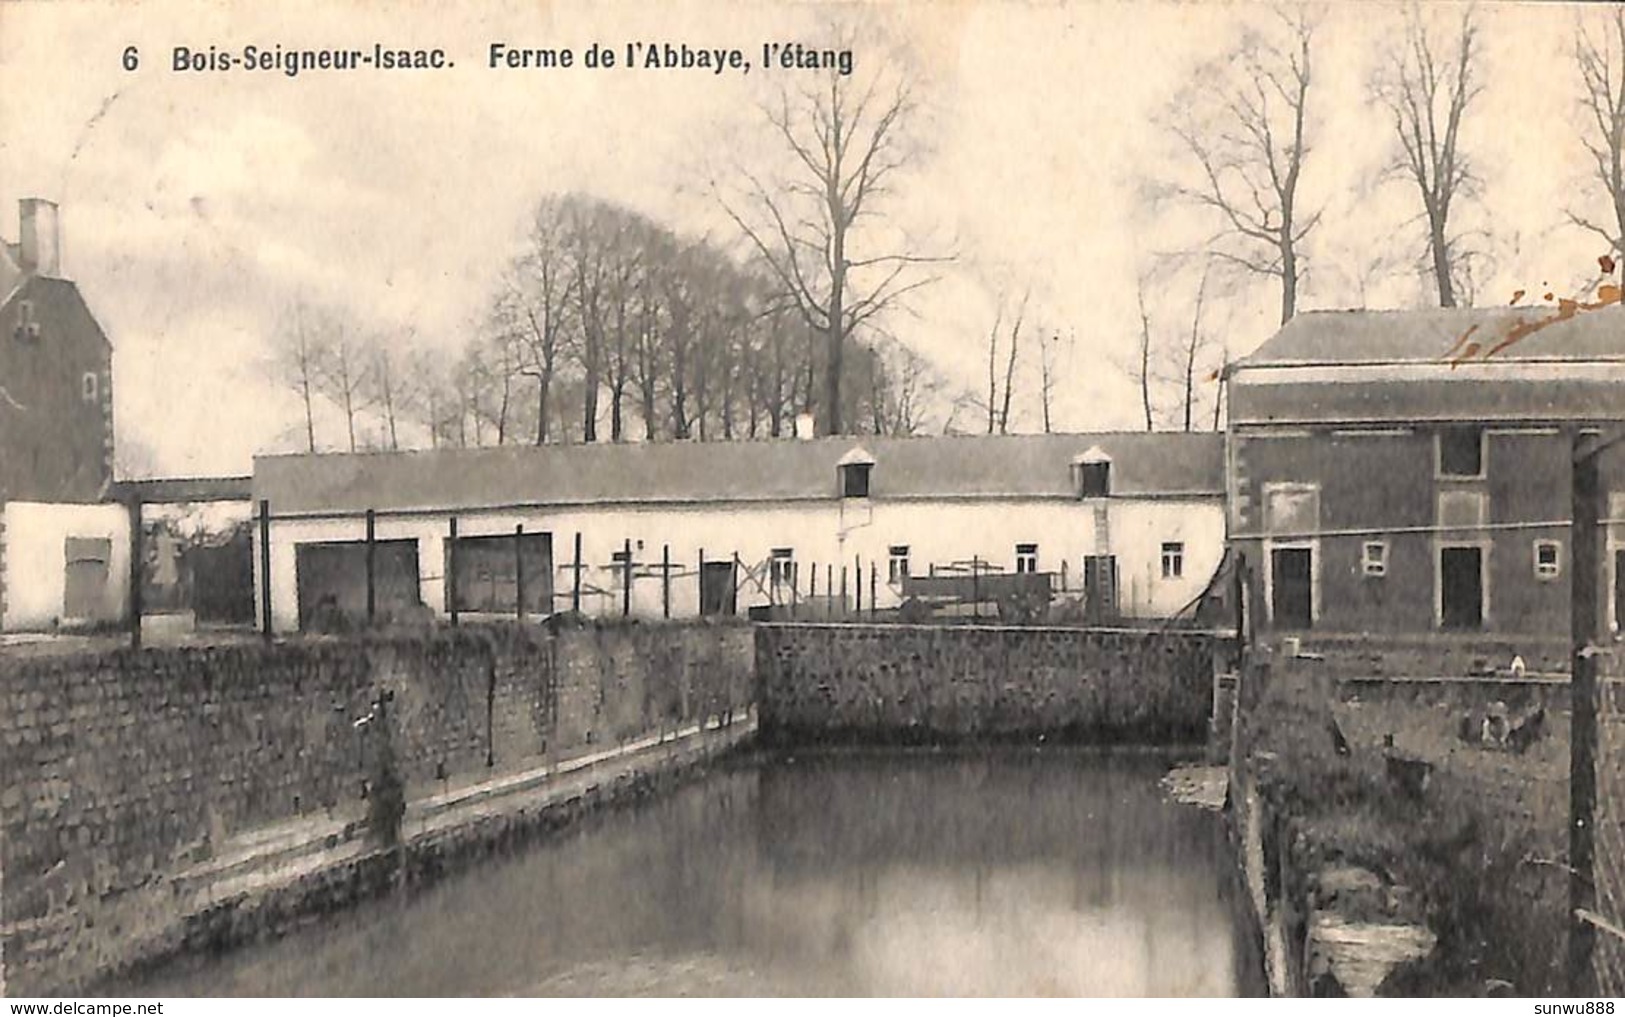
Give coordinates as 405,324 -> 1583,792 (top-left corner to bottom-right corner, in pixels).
0,619 -> 754,994
756,622 -> 1221,743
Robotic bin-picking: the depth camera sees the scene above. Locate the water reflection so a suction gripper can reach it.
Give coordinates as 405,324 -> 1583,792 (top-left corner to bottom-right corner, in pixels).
119,749 -> 1263,997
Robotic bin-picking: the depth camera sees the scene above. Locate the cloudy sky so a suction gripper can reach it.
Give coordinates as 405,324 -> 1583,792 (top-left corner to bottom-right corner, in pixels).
0,0 -> 1611,476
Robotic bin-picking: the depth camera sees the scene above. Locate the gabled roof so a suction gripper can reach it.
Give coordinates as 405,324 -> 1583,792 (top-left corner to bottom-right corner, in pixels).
1236,307 -> 1625,368
253,432 -> 1225,516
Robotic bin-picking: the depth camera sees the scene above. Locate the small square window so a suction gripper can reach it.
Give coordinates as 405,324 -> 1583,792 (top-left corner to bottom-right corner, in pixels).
1438,427 -> 1484,478
1078,461 -> 1110,498
1015,543 -> 1038,574
888,545 -> 910,583
1161,541 -> 1185,580
81,371 -> 99,403
841,463 -> 871,499
1362,541 -> 1388,577
1534,540 -> 1562,581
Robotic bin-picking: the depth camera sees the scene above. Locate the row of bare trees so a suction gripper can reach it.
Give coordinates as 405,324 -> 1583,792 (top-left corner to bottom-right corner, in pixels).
272,192 -> 954,454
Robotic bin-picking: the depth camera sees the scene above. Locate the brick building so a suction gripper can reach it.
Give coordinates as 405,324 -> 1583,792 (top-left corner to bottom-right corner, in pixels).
1225,307 -> 1625,641
0,198 -> 126,629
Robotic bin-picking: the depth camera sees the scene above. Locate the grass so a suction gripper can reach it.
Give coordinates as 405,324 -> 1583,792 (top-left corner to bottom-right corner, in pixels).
1244,676 -> 1569,995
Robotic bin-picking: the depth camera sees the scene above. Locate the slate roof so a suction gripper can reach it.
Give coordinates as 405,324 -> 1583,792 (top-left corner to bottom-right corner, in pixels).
1235,307 -> 1625,367
253,432 -> 1225,515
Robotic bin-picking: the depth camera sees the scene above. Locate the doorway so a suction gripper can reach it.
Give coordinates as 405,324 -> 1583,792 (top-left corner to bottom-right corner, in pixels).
700,560 -> 737,616
63,536 -> 113,621
1270,547 -> 1312,629
1439,545 -> 1484,630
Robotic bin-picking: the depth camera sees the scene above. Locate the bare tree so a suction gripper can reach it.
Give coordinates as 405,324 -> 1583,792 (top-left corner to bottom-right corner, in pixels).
501,197 -> 578,445
1037,329 -> 1062,435
1371,5 -> 1483,308
272,303 -> 324,452
1176,263 -> 1213,433
723,61 -> 944,435
1158,7 -> 1321,325
304,309 -> 369,452
1574,7 -> 1625,256
998,291 -> 1028,434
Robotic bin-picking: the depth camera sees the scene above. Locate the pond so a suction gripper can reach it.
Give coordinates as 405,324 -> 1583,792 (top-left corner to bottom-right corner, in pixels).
118,748 -> 1264,996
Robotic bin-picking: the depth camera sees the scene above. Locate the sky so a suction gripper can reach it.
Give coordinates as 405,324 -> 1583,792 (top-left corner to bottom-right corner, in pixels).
0,0 -> 1613,477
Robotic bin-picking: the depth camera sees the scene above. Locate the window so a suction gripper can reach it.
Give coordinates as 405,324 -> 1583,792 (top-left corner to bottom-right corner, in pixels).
1161,541 -> 1185,580
888,545 -> 910,583
14,299 -> 38,341
841,463 -> 872,498
1015,543 -> 1038,574
81,371 -> 98,402
770,547 -> 797,587
1079,461 -> 1110,498
1534,540 -> 1562,581
1362,541 -> 1388,577
1438,426 -> 1485,478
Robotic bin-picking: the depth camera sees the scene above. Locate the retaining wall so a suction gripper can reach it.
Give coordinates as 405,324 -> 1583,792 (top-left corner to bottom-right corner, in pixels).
0,620 -> 754,994
755,623 -> 1224,743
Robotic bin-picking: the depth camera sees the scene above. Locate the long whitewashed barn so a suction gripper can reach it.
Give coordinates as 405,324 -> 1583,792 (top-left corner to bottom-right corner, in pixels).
249,432 -> 1227,633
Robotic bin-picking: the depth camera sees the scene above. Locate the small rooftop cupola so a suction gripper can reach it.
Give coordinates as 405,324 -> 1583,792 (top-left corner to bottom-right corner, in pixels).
837,445 -> 876,499
1072,446 -> 1112,498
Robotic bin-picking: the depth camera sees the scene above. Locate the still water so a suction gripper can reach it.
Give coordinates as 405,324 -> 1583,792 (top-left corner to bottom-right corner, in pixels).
123,749 -> 1263,996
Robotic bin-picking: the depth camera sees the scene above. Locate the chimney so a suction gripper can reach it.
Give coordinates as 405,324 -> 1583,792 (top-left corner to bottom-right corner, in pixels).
794,412 -> 816,439
19,198 -> 60,277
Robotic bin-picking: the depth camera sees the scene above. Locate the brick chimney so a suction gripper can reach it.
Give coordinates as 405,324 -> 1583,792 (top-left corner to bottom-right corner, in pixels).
18,198 -> 60,277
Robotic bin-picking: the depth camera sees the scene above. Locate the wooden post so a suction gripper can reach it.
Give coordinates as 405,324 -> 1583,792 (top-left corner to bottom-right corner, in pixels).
698,547 -> 706,615
258,499 -> 272,641
572,531 -> 582,613
826,563 -> 833,613
732,552 -> 742,616
854,555 -> 862,615
447,516 -> 460,627
870,563 -> 877,621
972,555 -> 980,619
365,509 -> 377,626
127,494 -> 143,650
840,566 -> 848,617
662,544 -> 671,619
623,537 -> 633,618
1571,433 -> 1603,993
515,523 -> 526,622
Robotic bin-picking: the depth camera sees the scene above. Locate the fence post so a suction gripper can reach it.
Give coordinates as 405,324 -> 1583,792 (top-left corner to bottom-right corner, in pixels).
854,555 -> 862,615
365,509 -> 377,626
870,563 -> 877,621
515,523 -> 526,623
662,544 -> 671,619
840,566 -> 848,617
1571,433 -> 1603,992
572,531 -> 582,613
127,494 -> 143,650
698,547 -> 706,615
826,563 -> 833,614
732,552 -> 742,616
258,499 -> 272,641
448,516 -> 459,627
972,555 -> 980,620
623,537 -> 633,618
